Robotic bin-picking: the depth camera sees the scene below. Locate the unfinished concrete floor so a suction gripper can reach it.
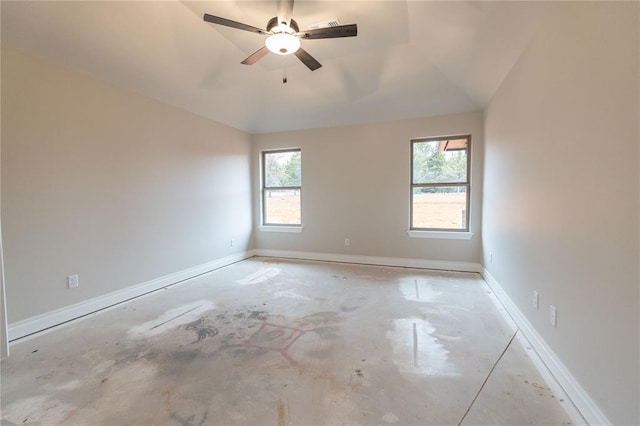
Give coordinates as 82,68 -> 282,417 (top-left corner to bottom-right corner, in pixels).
2,257 -> 578,425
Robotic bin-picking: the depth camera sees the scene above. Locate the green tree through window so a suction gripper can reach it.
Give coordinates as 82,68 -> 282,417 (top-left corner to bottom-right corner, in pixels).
262,149 -> 302,226
411,136 -> 470,230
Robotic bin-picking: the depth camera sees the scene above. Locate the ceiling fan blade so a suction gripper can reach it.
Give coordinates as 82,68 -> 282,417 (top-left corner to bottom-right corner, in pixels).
203,14 -> 268,35
241,46 -> 270,65
299,24 -> 358,40
294,48 -> 322,71
276,0 -> 294,27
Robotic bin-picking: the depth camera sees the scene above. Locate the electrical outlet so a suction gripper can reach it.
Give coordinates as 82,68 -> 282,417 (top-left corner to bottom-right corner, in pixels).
230,239 -> 235,247
533,291 -> 539,310
490,252 -> 494,264
344,238 -> 351,247
549,305 -> 557,327
68,274 -> 79,289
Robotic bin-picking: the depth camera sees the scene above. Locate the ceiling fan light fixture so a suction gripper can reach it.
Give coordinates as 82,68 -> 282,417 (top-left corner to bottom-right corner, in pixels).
265,33 -> 300,55
204,1 -> 357,71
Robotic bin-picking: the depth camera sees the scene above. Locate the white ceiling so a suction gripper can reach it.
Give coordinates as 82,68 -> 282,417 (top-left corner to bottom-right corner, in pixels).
1,1 -> 551,134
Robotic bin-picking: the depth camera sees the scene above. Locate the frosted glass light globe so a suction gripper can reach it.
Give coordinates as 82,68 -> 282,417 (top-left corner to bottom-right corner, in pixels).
265,33 -> 301,55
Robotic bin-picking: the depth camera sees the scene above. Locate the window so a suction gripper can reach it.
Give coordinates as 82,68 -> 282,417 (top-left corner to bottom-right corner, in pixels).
262,149 -> 302,226
411,135 -> 470,231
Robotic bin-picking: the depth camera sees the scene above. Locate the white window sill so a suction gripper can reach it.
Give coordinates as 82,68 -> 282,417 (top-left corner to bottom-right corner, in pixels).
259,225 -> 303,233
407,230 -> 474,240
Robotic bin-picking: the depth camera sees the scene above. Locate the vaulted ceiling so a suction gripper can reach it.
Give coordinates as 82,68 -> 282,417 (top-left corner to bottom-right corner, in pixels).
1,1 -> 551,134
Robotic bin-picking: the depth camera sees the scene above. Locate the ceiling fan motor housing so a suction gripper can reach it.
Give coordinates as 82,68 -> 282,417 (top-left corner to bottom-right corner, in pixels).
267,17 -> 299,33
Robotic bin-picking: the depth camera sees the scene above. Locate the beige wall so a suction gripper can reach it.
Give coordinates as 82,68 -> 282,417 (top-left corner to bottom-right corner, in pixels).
1,48 -> 253,324
482,2 -> 639,424
252,112 -> 483,263
0,6 -> 7,354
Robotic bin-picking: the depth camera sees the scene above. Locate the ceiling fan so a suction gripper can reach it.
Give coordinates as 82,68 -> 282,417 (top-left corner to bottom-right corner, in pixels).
203,0 -> 357,71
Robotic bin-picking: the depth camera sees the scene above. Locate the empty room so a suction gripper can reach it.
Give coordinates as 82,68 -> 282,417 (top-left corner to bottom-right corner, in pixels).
1,1 -> 638,425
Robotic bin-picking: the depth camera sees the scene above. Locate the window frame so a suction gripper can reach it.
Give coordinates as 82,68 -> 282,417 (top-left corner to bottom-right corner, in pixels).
261,148 -> 302,228
410,135 -> 471,232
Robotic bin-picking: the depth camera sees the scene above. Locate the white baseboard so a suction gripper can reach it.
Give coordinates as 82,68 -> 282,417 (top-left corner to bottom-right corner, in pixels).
8,251 -> 255,342
8,249 -> 606,425
253,249 -> 483,273
481,268 -> 610,426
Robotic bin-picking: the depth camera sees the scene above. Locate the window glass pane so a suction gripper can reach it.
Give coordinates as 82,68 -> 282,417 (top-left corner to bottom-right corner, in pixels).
412,186 -> 467,229
264,189 -> 301,225
413,139 -> 467,184
265,151 -> 301,187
